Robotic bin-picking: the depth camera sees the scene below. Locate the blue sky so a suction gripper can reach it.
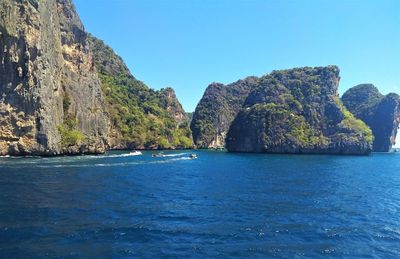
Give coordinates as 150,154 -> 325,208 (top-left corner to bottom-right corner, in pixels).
74,0 -> 399,113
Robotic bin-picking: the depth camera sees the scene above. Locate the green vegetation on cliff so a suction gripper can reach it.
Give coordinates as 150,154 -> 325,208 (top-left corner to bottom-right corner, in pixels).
58,123 -> 85,147
191,77 -> 259,148
334,97 -> 374,144
225,66 -> 373,154
342,84 -> 400,152
341,84 -> 383,116
58,93 -> 85,148
88,35 -> 192,149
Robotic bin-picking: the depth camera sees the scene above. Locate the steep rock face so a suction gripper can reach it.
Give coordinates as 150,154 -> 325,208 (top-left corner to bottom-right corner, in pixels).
88,35 -> 193,150
0,0 -> 108,156
342,84 -> 400,152
226,66 -> 373,154
158,87 -> 187,125
190,77 -> 258,148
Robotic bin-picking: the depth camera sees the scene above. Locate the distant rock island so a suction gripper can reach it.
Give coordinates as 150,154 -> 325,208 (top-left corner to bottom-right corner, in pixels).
193,66 -> 374,155
342,84 -> 400,152
192,67 -> 399,155
0,0 -> 398,156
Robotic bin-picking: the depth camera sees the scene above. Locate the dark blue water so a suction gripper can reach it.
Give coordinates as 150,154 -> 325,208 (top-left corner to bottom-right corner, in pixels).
0,151 -> 399,258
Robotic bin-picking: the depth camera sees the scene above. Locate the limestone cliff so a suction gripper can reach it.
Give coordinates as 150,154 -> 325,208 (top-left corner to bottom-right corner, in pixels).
222,66 -> 373,154
88,35 -> 193,150
158,87 -> 187,125
0,0 -> 108,156
190,77 -> 258,148
342,84 -> 400,152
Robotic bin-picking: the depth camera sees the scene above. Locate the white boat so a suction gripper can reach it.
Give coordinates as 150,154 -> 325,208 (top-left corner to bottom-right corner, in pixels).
152,152 -> 165,158
129,151 -> 142,156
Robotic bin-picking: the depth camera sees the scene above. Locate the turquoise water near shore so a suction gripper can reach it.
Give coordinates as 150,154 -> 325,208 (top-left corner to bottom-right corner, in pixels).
0,151 -> 399,257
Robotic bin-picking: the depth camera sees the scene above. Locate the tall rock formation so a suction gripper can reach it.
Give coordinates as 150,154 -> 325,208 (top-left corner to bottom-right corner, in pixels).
190,77 -> 258,148
88,35 -> 192,150
191,66 -> 373,154
226,66 -> 373,154
342,84 -> 400,152
0,0 -> 108,156
158,87 -> 187,125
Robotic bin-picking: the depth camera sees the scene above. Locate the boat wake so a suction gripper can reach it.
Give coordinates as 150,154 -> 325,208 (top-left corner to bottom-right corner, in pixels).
81,151 -> 143,159
161,153 -> 187,157
107,151 -> 142,158
0,152 -> 195,168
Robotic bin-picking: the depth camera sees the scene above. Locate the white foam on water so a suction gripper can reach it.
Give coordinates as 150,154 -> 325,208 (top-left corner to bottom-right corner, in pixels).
148,156 -> 192,164
107,152 -> 143,158
161,153 -> 187,157
32,156 -> 194,168
0,155 -> 41,159
0,152 -> 196,169
73,152 -> 143,160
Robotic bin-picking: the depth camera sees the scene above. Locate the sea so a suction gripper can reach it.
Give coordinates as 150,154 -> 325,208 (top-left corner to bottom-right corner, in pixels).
0,150 -> 399,258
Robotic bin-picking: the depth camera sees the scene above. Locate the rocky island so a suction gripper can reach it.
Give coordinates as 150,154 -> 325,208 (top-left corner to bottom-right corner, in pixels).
225,66 -> 373,154
192,66 -> 400,155
342,84 -> 400,152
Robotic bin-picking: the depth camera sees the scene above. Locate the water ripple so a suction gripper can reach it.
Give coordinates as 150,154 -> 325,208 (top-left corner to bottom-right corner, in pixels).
0,151 -> 399,257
